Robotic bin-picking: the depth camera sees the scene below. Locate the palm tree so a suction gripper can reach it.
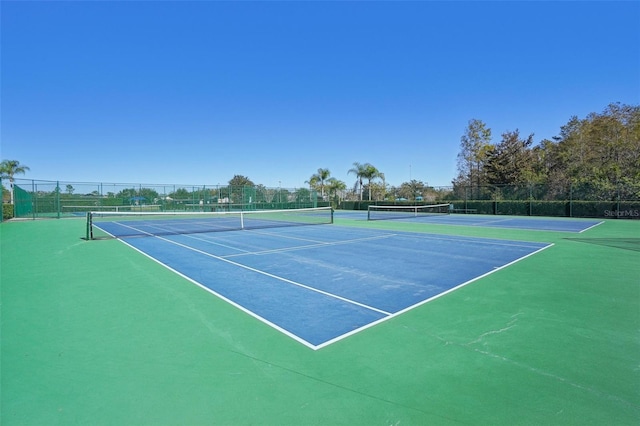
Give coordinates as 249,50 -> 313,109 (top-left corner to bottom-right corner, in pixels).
361,164 -> 382,201
326,177 -> 346,205
308,168 -> 331,199
348,162 -> 367,200
0,160 -> 30,205
372,172 -> 387,201
305,175 -> 319,192
349,162 -> 381,201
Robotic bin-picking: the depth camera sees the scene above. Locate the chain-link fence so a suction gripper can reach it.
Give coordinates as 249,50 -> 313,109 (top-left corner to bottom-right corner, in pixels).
340,182 -> 640,219
3,179 -> 322,220
442,182 -> 639,218
3,179 -> 639,220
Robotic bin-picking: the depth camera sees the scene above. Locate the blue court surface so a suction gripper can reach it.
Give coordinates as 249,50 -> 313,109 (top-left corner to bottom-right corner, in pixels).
110,223 -> 552,349
340,211 -> 603,233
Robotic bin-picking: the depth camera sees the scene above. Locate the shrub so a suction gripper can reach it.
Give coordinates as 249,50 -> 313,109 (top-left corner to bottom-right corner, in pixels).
2,203 -> 14,220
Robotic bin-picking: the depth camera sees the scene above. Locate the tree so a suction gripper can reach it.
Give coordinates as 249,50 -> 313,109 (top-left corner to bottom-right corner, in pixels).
226,175 -> 255,205
543,103 -> 640,200
325,177 -> 346,206
66,184 -> 75,195
454,119 -> 492,190
116,187 -> 160,205
485,130 -> 534,186
169,188 -> 191,200
305,175 -> 319,192
307,168 -> 331,199
549,115 -> 592,185
2,186 -> 10,203
398,179 -> 429,202
586,103 -> 640,185
294,187 -> 312,203
348,162 -> 366,200
369,172 -> 387,201
348,162 -> 381,201
361,164 -> 382,201
0,159 -> 30,205
228,175 -> 254,187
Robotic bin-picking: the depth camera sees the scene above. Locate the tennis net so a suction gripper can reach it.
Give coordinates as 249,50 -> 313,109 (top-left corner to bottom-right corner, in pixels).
367,203 -> 451,221
87,207 -> 333,239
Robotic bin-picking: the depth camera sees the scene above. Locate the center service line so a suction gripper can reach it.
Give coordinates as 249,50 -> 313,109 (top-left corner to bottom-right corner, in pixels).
145,234 -> 393,316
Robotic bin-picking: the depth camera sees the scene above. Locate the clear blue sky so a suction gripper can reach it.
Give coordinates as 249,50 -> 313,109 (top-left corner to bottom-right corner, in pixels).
2,1 -> 638,189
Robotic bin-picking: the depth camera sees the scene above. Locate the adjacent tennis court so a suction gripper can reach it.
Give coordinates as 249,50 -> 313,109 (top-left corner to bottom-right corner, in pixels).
2,209 -> 638,425
364,204 -> 604,232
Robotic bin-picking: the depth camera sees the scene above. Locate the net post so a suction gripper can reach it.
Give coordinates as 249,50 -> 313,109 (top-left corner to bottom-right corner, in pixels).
331,207 -> 334,224
86,212 -> 93,240
240,211 -> 245,229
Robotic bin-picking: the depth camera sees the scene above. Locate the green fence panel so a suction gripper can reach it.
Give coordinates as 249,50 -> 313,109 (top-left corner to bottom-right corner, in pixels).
14,185 -> 33,218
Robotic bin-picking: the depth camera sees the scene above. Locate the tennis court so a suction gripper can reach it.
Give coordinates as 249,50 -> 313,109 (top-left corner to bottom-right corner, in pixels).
359,205 -> 604,232
99,217 -> 551,348
2,209 -> 639,425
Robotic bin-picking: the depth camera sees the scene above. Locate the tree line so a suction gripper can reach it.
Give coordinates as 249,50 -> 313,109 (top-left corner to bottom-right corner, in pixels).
453,102 -> 640,200
302,103 -> 640,203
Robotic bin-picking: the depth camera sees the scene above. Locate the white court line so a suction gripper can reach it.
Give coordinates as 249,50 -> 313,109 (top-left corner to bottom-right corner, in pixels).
471,218 -> 517,226
398,216 -> 602,233
115,238 -> 321,350
407,234 -> 545,249
312,242 -> 555,350
143,219 -> 237,235
169,226 -> 398,257
173,233 -> 255,254
579,221 -> 604,233
359,229 -> 547,249
242,228 -> 332,244
221,234 -> 399,258
145,234 -> 393,317
106,220 -> 235,237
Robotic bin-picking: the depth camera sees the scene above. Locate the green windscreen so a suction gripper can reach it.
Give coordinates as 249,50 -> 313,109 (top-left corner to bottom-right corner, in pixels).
14,185 -> 33,218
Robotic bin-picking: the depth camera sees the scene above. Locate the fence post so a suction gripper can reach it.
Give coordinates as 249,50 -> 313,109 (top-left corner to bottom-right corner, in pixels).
11,180 -> 15,218
56,181 -> 61,219
464,185 -> 468,212
32,180 -> 36,220
569,183 -> 573,217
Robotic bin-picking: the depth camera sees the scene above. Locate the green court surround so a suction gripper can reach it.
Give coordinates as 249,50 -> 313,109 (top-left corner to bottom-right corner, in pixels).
1,216 -> 638,425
